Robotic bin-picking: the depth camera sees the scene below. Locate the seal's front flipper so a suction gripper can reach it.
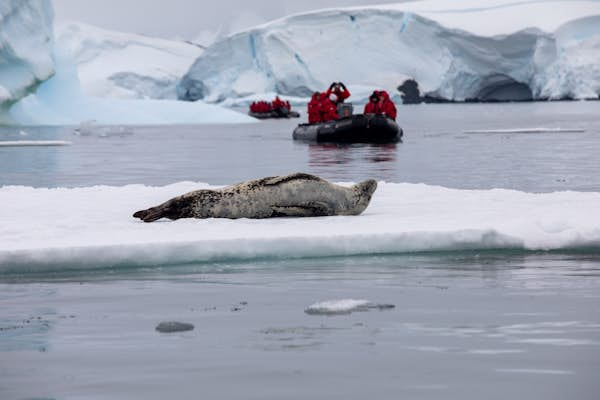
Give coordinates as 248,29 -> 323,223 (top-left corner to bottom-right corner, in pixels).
271,201 -> 332,217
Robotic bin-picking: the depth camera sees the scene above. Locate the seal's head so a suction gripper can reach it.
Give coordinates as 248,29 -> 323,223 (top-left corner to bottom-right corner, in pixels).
350,179 -> 378,215
133,196 -> 195,222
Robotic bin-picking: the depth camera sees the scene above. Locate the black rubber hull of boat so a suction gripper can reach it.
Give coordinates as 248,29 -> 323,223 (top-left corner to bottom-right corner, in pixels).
293,114 -> 402,143
249,111 -> 300,119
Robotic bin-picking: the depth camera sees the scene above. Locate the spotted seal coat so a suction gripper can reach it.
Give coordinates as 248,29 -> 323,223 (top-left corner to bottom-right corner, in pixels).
133,173 -> 377,222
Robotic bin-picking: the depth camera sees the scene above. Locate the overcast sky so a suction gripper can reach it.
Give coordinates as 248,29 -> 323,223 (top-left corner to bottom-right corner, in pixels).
53,0 -> 407,43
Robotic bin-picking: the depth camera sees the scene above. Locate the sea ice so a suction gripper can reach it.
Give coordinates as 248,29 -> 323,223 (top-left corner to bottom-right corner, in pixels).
1,181 -> 599,274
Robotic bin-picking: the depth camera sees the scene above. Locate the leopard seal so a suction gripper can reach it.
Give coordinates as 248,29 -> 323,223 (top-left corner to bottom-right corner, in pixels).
133,173 -> 377,222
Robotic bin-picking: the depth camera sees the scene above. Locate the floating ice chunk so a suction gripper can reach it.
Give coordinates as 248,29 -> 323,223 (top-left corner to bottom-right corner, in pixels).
0,140 -> 72,147
496,368 -> 575,375
463,128 -> 586,134
305,299 -> 394,315
155,321 -> 194,333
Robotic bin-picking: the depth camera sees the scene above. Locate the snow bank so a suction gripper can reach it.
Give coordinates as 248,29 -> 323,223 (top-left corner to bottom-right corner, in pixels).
57,22 -> 204,99
0,0 -> 54,111
1,181 -> 599,274
178,0 -> 600,103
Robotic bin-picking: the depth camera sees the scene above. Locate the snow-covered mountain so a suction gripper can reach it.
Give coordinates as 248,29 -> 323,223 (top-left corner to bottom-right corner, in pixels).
178,0 -> 600,103
0,0 -> 54,110
57,22 -> 204,99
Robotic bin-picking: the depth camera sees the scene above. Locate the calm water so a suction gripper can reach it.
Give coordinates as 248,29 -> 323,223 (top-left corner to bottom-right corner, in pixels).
1,102 -> 600,191
2,102 -> 600,400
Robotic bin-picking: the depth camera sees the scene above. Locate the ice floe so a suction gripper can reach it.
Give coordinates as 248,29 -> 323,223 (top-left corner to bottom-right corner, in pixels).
1,181 -> 599,274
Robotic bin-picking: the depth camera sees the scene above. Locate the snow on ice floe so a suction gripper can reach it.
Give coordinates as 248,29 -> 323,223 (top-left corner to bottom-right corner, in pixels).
56,22 -> 204,100
1,181 -> 600,274
178,0 -> 600,103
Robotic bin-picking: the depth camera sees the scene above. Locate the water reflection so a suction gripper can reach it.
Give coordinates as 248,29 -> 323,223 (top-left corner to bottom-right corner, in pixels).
306,143 -> 398,181
308,143 -> 397,166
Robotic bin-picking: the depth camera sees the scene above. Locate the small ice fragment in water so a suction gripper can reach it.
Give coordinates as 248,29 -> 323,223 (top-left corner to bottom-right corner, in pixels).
305,299 -> 395,315
155,321 -> 194,333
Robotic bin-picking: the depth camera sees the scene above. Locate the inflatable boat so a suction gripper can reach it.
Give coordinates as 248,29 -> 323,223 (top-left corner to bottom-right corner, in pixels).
249,110 -> 300,119
293,114 -> 402,143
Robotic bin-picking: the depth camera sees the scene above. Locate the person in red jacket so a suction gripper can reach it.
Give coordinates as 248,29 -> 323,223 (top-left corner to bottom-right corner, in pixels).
320,92 -> 339,122
326,82 -> 351,104
262,101 -> 272,113
307,92 -> 322,124
272,96 -> 284,110
378,91 -> 397,120
364,91 -> 379,114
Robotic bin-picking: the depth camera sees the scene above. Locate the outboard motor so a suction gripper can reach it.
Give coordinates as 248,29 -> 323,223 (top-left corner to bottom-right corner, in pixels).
337,103 -> 354,118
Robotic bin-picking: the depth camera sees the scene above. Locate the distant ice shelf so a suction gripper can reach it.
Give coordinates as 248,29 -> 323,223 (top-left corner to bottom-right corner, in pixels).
178,0 -> 600,104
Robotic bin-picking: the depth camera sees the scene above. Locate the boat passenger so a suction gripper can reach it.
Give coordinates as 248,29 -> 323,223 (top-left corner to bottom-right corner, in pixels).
326,82 -> 351,104
320,93 -> 340,122
364,91 -> 379,114
308,92 -> 322,124
272,96 -> 285,110
261,101 -> 272,113
378,91 -> 397,120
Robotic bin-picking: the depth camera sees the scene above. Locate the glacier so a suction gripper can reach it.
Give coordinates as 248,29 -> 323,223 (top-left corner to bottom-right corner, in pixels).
1,181 -> 599,274
57,22 -> 204,100
0,0 -> 54,112
178,0 -> 600,104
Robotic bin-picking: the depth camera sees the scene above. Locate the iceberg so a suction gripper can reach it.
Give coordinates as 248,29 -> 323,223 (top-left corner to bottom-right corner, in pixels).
178,0 -> 600,103
1,181 -> 599,274
57,22 -> 204,100
1,1 -> 254,126
7,47 -> 255,126
0,0 -> 54,114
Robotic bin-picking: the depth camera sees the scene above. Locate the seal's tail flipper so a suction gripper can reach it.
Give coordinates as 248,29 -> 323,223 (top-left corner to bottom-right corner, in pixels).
133,206 -> 166,223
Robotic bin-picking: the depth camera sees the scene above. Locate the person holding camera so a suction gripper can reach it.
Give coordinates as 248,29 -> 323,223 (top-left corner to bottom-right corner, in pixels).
326,82 -> 351,104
